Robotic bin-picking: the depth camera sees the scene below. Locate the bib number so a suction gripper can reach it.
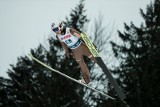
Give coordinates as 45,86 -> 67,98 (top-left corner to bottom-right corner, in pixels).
65,39 -> 72,44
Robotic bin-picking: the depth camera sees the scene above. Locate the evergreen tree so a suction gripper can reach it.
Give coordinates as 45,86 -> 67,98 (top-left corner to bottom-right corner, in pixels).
64,0 -> 89,32
0,0 -> 90,106
100,0 -> 160,107
0,77 -> 16,106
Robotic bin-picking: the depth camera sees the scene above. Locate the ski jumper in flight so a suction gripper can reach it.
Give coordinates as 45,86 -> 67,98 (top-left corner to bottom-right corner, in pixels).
51,22 -> 97,84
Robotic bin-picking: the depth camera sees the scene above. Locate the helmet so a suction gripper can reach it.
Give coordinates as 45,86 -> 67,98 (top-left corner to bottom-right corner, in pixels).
51,21 -> 63,32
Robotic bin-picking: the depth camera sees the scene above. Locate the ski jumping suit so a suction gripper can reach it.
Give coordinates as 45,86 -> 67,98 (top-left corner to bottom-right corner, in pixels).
57,28 -> 95,83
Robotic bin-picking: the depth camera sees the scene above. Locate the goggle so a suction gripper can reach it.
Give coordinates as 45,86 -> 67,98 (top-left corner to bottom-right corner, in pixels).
52,27 -> 59,32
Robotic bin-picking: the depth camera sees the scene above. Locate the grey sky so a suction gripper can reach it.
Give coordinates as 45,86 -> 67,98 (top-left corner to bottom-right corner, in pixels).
0,0 -> 152,78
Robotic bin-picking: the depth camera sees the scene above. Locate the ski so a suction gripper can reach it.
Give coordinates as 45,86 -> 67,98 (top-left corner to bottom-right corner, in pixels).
28,54 -> 115,100
80,32 -> 126,101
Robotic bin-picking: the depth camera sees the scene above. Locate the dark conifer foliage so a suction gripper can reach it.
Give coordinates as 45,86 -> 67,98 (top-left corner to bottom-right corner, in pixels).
0,0 -> 90,107
99,0 -> 160,107
64,0 -> 89,32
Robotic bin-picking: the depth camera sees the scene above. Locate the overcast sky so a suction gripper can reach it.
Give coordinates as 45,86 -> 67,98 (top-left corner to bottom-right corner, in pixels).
0,0 -> 152,78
